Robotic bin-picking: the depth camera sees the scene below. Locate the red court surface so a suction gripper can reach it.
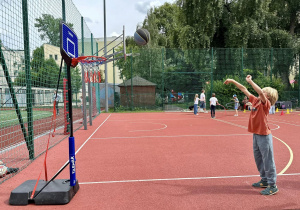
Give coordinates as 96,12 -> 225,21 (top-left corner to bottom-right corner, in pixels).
1,110 -> 300,209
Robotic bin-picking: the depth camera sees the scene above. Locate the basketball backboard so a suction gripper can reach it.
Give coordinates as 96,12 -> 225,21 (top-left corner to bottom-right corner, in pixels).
60,21 -> 78,67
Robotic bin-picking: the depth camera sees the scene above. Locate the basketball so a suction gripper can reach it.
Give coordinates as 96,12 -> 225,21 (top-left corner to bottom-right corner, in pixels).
134,28 -> 150,45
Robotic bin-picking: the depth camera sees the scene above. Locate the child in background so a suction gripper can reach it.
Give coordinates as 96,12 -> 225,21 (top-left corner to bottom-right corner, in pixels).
194,94 -> 200,115
232,94 -> 239,116
224,75 -> 279,195
242,96 -> 249,110
209,93 -> 220,118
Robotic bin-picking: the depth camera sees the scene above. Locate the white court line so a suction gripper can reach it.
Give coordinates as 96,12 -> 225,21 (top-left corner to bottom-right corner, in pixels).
79,173 -> 300,185
49,115 -> 112,178
274,136 -> 294,175
269,120 -> 300,127
227,121 -> 280,130
214,118 -> 293,174
129,123 -> 167,132
108,117 -> 206,122
90,133 -> 252,140
75,114 -> 111,155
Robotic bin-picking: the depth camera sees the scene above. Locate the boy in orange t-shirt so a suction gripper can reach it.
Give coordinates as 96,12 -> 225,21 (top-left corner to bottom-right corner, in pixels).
224,75 -> 279,195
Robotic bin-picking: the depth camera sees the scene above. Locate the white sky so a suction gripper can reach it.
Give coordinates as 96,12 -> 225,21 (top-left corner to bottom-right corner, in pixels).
72,0 -> 175,38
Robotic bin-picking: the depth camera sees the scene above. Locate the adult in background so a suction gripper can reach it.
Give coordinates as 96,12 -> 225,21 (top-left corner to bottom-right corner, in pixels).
200,89 -> 208,113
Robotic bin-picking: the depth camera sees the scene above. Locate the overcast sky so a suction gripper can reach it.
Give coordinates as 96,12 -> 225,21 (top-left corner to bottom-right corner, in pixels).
72,0 -> 175,38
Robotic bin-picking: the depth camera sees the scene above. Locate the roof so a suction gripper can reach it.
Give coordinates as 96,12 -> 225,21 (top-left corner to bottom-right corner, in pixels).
118,76 -> 156,87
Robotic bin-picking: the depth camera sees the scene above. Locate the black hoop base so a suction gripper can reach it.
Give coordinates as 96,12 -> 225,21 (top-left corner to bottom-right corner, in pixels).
9,179 -> 79,205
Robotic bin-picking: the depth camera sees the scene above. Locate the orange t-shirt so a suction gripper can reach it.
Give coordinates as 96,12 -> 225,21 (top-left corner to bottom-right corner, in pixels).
248,94 -> 271,135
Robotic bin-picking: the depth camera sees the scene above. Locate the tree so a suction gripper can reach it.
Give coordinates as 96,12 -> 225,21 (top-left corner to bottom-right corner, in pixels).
35,14 -> 74,47
71,66 -> 82,94
142,3 -> 181,48
176,0 -> 224,49
14,46 -> 61,88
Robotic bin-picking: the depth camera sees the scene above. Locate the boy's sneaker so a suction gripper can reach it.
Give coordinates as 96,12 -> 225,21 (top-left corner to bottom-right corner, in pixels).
252,179 -> 268,188
260,185 -> 279,195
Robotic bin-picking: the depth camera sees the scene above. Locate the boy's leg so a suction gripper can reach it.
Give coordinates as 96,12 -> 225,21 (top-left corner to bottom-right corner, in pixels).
253,134 -> 267,181
194,104 -> 197,115
256,134 -> 277,186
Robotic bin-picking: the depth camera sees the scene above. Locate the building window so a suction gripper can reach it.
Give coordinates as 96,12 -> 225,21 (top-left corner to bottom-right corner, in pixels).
49,54 -> 53,59
55,55 -> 58,60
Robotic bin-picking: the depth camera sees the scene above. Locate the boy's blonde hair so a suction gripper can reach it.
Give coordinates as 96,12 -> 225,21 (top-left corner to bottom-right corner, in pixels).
262,87 -> 278,106
194,94 -> 198,100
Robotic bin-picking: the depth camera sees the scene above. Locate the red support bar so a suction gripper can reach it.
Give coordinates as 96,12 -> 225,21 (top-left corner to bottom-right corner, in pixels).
63,78 -> 70,135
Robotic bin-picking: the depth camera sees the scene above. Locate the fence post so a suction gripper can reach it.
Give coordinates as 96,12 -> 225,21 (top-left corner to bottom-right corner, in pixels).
241,48 -> 244,79
299,56 -> 300,106
210,48 -> 214,97
81,16 -> 87,130
96,42 -> 101,113
62,0 -> 66,21
88,33 -> 92,125
113,48 -> 115,112
90,33 -> 93,120
130,49 -> 133,110
161,48 -> 164,110
270,48 -> 273,82
22,0 -> 34,159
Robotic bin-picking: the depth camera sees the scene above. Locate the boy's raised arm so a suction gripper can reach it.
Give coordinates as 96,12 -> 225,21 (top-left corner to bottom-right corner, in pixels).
224,79 -> 251,97
246,75 -> 267,104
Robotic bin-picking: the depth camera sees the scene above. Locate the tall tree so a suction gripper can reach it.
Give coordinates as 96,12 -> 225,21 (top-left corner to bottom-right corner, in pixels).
142,3 -> 181,48
35,14 -> 74,47
176,0 -> 224,49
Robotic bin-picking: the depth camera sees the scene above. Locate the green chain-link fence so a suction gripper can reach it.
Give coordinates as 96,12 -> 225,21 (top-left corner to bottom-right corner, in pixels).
0,0 -> 101,183
114,48 -> 299,111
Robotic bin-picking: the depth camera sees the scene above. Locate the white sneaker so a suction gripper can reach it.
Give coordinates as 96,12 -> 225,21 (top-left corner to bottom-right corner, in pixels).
234,114 -> 238,116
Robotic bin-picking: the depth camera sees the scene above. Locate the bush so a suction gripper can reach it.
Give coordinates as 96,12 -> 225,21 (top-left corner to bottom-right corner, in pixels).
205,71 -> 285,109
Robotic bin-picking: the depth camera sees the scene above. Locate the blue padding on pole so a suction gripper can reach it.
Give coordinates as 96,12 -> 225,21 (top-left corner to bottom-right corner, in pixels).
69,136 -> 76,186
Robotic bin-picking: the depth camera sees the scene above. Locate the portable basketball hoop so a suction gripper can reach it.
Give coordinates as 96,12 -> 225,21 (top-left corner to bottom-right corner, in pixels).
9,20 -> 129,206
9,21 -> 82,206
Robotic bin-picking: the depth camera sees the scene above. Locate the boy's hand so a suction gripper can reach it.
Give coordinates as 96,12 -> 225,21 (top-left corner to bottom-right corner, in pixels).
224,79 -> 234,85
246,75 -> 252,83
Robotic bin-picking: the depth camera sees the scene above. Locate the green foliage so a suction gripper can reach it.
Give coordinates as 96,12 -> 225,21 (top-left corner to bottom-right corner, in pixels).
35,14 -> 74,47
72,67 -> 82,94
138,0 -> 299,50
14,46 -> 59,88
14,45 -> 81,90
142,3 -> 181,48
205,69 -> 285,107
